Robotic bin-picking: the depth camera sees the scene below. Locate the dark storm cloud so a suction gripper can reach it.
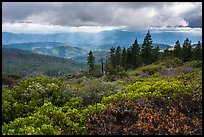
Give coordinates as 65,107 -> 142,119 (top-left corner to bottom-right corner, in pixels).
187,17 -> 202,28
2,2 -> 57,22
181,2 -> 202,28
2,2 -> 202,28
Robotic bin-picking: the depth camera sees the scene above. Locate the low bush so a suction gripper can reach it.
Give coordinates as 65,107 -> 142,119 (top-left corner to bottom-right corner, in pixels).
183,60 -> 202,68
87,98 -> 202,135
141,64 -> 162,76
104,65 -> 128,81
164,58 -> 183,68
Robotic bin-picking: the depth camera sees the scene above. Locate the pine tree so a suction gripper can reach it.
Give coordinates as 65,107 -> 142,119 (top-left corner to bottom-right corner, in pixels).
174,40 -> 182,59
115,46 -> 122,66
126,47 -> 133,69
192,41 -> 202,61
87,50 -> 95,72
132,38 -> 141,69
182,38 -> 192,62
152,46 -> 160,62
141,30 -> 153,65
109,47 -> 116,67
120,47 -> 127,69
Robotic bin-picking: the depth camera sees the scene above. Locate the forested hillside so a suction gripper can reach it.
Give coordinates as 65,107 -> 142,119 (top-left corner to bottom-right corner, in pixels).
32,46 -> 88,59
2,48 -> 86,77
2,42 -> 63,50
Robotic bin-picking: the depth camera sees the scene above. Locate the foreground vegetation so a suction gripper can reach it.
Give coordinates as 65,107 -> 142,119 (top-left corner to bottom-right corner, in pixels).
2,59 -> 202,135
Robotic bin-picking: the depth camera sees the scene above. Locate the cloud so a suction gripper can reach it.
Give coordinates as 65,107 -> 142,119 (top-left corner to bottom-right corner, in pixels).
2,2 -> 202,28
2,22 -> 126,33
187,16 -> 202,28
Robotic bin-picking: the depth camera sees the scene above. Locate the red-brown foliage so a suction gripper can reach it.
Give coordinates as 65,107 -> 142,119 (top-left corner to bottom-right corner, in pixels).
87,96 -> 202,135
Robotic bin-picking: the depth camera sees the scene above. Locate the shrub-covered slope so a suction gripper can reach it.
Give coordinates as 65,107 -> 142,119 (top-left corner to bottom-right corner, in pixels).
2,60 -> 202,135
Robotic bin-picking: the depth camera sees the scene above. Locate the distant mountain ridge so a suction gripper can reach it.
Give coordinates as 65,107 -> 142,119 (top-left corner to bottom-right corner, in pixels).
2,30 -> 201,64
2,30 -> 201,49
2,42 -> 63,50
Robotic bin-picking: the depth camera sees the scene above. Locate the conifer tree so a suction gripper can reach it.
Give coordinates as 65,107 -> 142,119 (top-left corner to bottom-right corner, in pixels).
192,41 -> 202,61
132,38 -> 141,69
141,30 -> 153,65
115,46 -> 122,66
182,38 -> 192,62
87,50 -> 95,72
120,47 -> 127,69
126,47 -> 133,69
152,46 -> 160,62
109,47 -> 116,67
174,40 -> 182,59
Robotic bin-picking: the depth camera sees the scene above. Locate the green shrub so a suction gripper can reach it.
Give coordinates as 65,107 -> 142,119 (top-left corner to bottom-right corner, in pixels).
105,65 -> 128,81
164,58 -> 183,68
2,73 -> 23,87
2,75 -> 67,124
141,64 -> 162,76
183,60 -> 202,68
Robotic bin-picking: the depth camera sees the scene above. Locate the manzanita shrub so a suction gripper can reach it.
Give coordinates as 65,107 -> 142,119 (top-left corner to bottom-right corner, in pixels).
2,75 -> 67,124
87,98 -> 202,135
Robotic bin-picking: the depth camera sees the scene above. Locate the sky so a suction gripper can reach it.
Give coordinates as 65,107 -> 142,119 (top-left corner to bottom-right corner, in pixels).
2,2 -> 202,34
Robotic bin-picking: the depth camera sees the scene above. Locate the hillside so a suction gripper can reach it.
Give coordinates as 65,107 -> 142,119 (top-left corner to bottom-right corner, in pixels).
2,42 -> 63,50
32,46 -> 110,64
32,46 -> 88,59
2,59 -> 202,135
2,41 -> 170,63
2,48 -> 86,77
